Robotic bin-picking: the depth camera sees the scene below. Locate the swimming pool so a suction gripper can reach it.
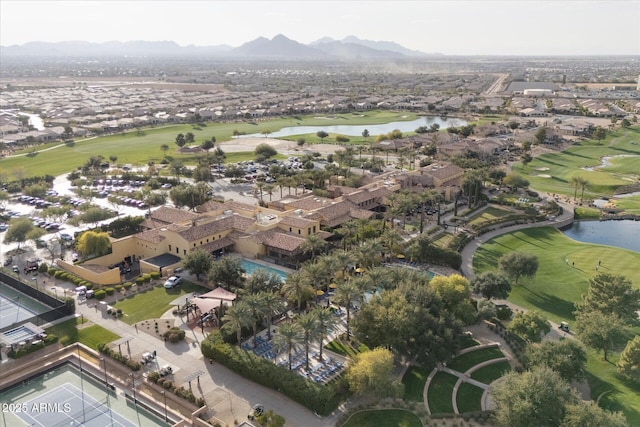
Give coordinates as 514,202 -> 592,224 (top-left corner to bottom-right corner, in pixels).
240,259 -> 288,282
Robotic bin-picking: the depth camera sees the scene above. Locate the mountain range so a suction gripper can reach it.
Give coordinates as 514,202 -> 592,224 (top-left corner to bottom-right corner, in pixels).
0,34 -> 442,59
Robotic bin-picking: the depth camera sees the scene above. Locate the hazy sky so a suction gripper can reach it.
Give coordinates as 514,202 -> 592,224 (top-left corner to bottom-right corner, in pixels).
1,0 -> 639,55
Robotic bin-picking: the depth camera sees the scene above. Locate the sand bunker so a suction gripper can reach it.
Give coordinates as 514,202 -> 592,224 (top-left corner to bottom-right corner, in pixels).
536,174 -> 551,178
535,167 -> 550,171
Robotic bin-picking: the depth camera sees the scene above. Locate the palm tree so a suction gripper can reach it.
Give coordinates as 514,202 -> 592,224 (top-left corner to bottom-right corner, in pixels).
332,250 -> 354,281
333,281 -> 360,340
261,292 -> 284,340
244,293 -> 268,347
302,261 -> 328,292
579,177 -> 589,205
318,253 -> 342,284
311,307 -> 336,361
353,239 -> 384,269
380,228 -> 404,261
281,271 -> 314,312
297,312 -> 320,371
221,301 -> 252,345
301,234 -> 327,260
336,220 -> 359,250
570,175 -> 582,202
273,321 -> 303,369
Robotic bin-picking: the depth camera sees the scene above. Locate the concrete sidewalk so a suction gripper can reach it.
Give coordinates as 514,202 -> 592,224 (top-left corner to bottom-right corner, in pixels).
47,280 -> 339,427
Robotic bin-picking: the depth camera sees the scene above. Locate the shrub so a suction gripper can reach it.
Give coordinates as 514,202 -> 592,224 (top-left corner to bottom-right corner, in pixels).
94,290 -> 106,300
97,344 -> 141,371
163,327 -> 186,343
150,272 -> 160,280
142,274 -> 152,283
104,287 -> 115,296
114,284 -> 123,292
135,277 -> 145,285
123,282 -> 133,290
85,282 -> 94,290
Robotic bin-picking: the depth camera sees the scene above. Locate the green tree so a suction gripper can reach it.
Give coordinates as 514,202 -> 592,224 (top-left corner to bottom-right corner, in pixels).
311,307 -> 336,361
182,250 -> 212,280
76,230 -> 111,257
503,172 -> 530,190
574,273 -> 640,324
296,311 -> 320,371
617,335 -> 640,383
255,409 -> 286,427
563,402 -> 627,427
472,271 -> 512,300
185,132 -> 195,143
208,256 -> 246,291
524,339 -> 587,382
498,252 -> 539,284
347,347 -> 403,398
221,301 -> 252,345
242,269 -> 282,295
534,127 -> 547,144
169,183 -> 210,210
254,143 -> 278,163
333,281 -> 360,340
300,234 -> 327,259
245,293 -> 269,347
109,155 -> 118,165
160,144 -> 169,155
575,311 -> 627,361
273,321 -> 302,370
508,310 -> 550,343
175,133 -> 186,147
201,138 -> 215,153
316,130 -> 329,142
281,271 -> 314,312
492,366 -> 578,427
592,126 -> 607,140
3,217 -> 36,249
260,291 -> 284,341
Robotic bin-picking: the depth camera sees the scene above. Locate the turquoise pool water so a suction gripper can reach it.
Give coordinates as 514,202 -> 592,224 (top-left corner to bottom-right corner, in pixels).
240,259 -> 288,281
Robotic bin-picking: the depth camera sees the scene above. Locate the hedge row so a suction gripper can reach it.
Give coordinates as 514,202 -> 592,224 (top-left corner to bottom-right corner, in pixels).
147,372 -> 205,407
201,331 -> 348,415
48,267 -> 96,289
98,343 -> 141,371
7,334 -> 59,359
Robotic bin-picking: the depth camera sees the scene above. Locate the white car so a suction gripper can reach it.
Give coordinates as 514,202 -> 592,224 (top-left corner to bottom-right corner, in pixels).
163,276 -> 182,289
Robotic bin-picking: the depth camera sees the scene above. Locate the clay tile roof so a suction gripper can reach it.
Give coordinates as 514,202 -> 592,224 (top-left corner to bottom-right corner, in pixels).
196,237 -> 234,253
279,215 -> 317,228
253,230 -> 306,252
349,208 -> 374,220
195,199 -> 224,213
136,228 -> 166,244
178,214 -> 254,241
150,206 -> 199,225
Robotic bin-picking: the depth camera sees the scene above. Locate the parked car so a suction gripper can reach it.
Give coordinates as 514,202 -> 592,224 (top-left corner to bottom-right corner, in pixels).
163,276 -> 182,289
248,404 -> 264,420
4,256 -> 13,266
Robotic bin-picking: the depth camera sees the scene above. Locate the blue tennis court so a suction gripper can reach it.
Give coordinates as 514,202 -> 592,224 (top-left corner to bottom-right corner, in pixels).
17,383 -> 135,427
0,282 -> 50,327
0,363 -> 166,426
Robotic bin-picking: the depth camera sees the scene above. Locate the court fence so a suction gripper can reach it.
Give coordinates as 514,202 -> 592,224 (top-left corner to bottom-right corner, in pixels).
0,272 -> 73,333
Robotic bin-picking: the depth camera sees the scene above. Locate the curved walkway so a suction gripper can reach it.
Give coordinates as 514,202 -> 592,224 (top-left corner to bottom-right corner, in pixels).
423,342 -> 509,415
460,199 -> 574,279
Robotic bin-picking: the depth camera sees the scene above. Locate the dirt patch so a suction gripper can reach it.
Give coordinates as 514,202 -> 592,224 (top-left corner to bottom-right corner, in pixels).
137,318 -> 176,338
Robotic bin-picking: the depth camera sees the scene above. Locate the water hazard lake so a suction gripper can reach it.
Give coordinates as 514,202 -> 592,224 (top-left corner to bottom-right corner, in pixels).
241,116 -> 467,138
562,220 -> 640,253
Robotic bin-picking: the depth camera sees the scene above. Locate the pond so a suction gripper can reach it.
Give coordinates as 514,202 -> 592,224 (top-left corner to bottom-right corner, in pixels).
241,116 -> 466,138
562,220 -> 640,253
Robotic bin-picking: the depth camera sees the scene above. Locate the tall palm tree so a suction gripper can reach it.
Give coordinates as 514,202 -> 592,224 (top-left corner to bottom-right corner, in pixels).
301,234 -> 327,260
244,293 -> 268,347
261,291 -> 284,341
332,250 -> 354,282
281,271 -> 314,312
336,221 -> 359,250
380,228 -> 404,260
318,253 -> 342,284
302,261 -> 328,292
333,281 -> 361,340
570,175 -> 582,202
579,177 -> 589,205
221,301 -> 252,346
273,321 -> 303,369
353,239 -> 385,269
311,307 -> 337,361
297,312 -> 320,371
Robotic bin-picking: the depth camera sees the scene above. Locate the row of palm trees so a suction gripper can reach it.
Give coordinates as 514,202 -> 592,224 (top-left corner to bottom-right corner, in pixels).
570,175 -> 590,205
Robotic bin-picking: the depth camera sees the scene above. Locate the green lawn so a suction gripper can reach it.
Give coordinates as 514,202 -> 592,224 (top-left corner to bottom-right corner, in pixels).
468,206 -> 515,226
324,335 -> 369,358
585,348 -> 640,426
342,409 -> 422,427
46,317 -> 120,350
574,206 -> 601,219
447,347 -> 505,373
114,282 -> 207,324
472,227 -> 640,323
402,366 -> 430,402
456,382 -> 484,413
469,360 -> 511,384
1,111 -> 418,180
511,126 -> 640,200
427,371 -> 458,414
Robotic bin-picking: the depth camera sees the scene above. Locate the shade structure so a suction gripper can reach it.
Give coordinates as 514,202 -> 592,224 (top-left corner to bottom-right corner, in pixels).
396,254 -> 405,259
329,283 -> 337,289
316,290 -> 325,296
191,297 -> 231,314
